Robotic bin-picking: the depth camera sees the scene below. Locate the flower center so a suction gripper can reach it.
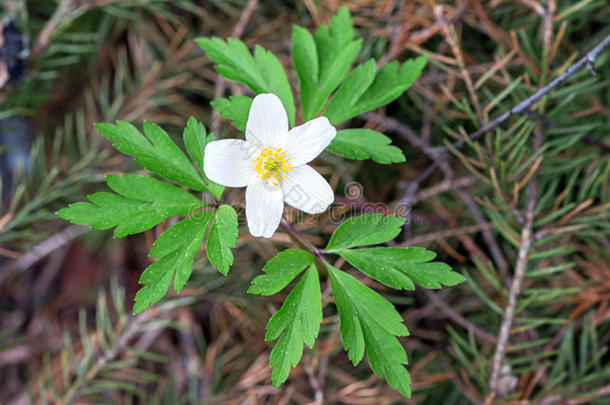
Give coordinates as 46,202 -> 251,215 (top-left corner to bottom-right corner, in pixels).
253,146 -> 292,185
264,158 -> 279,172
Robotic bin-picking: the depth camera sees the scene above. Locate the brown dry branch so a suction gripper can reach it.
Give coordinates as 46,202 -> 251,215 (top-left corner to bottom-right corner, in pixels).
422,289 -> 497,344
443,33 -> 610,152
410,176 -> 475,205
0,226 -> 87,285
402,222 -> 494,246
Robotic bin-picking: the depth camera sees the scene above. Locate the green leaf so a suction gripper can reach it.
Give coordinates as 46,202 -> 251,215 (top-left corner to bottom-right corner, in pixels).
322,59 -> 376,119
206,204 -> 238,275
328,265 -> 411,397
94,121 -> 207,192
210,95 -> 252,131
133,211 -> 213,314
325,213 -> 405,250
324,56 -> 428,125
57,174 -> 201,238
327,129 -> 405,164
196,37 -> 295,126
265,265 -> 322,387
248,249 -> 314,295
291,25 -> 318,120
197,37 -> 258,85
338,247 -> 466,290
403,262 -> 466,289
253,45 -> 295,126
292,6 -> 363,121
182,117 -> 225,199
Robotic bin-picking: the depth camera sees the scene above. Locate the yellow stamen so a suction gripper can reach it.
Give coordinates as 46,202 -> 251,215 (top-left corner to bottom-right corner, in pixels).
253,146 -> 291,185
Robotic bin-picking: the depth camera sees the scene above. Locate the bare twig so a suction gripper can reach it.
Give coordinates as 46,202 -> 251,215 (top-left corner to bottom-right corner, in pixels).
410,177 -> 475,205
487,206 -> 534,395
422,289 -> 497,343
305,360 -> 323,405
230,0 -> 258,40
402,222 -> 494,246
442,359 -> 484,405
0,336 -> 64,367
32,0 -> 77,58
488,131 -> 540,396
445,33 -> 610,151
402,161 -> 442,205
399,161 -> 442,239
0,226 -> 87,285
280,220 -> 323,260
362,112 -> 437,156
32,0 -> 128,58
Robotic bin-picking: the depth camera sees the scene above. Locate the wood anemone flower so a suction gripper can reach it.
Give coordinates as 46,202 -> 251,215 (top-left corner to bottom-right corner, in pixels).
204,93 -> 336,237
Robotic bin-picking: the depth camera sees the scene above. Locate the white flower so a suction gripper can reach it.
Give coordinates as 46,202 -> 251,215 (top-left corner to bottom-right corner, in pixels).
204,93 -> 336,238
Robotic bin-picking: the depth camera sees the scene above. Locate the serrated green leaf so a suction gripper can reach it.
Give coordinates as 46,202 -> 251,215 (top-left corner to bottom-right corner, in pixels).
253,45 -> 295,126
248,249 -> 314,295
133,211 -> 213,314
196,37 -> 295,125
327,129 -> 405,164
328,265 -> 411,397
338,247 -> 465,290
206,204 -> 238,275
322,59 -> 376,119
324,56 -> 427,124
402,261 -> 466,288
291,25 -> 318,120
210,95 -> 252,131
325,213 -> 405,250
94,121 -> 207,191
292,6 -> 362,121
361,321 -> 412,398
57,174 -> 202,238
182,117 -> 224,199
183,117 -> 207,174
197,37 -> 258,84
265,265 -> 322,387
338,247 -> 432,290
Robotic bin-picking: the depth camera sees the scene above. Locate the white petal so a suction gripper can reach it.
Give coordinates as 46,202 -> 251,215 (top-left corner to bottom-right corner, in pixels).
279,116 -> 336,167
281,165 -> 334,214
246,178 -> 284,238
245,93 -> 289,148
204,139 -> 255,187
